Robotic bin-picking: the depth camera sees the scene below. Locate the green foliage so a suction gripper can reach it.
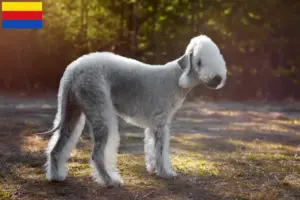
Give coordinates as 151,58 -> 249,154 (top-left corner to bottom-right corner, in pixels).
0,0 -> 299,100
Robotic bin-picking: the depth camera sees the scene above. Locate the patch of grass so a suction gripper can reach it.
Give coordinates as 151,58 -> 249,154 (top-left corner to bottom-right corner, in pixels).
171,134 -> 208,153
250,189 -> 280,200
21,135 -> 47,152
172,154 -> 219,177
68,162 -> 91,177
123,134 -> 143,142
232,194 -> 249,200
277,173 -> 300,188
228,139 -> 298,152
118,154 -> 166,189
0,190 -> 12,200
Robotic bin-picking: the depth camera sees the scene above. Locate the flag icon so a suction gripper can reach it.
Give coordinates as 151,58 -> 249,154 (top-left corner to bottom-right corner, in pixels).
1,2 -> 42,29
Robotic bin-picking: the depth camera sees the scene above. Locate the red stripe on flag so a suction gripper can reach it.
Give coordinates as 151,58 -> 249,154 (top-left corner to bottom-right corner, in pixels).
2,11 -> 42,20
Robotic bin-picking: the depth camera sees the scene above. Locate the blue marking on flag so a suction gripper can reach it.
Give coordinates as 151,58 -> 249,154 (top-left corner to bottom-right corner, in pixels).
2,20 -> 42,29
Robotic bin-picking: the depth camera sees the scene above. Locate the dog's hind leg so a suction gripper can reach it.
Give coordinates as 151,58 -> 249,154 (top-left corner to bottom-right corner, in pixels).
46,98 -> 85,181
144,128 -> 156,173
77,85 -> 123,187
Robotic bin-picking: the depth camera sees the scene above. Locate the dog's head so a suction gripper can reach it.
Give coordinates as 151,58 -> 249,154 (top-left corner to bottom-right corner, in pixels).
178,35 -> 227,89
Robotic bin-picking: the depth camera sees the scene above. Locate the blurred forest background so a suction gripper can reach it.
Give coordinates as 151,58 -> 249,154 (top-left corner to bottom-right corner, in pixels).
0,0 -> 299,101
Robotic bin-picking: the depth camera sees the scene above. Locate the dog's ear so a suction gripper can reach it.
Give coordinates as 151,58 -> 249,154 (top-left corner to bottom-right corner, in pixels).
178,52 -> 198,88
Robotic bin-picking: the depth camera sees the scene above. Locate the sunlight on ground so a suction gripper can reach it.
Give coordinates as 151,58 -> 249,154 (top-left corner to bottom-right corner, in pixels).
198,108 -> 242,117
175,117 -> 205,123
2,132 -> 299,200
20,134 -> 46,152
227,121 -> 295,133
228,139 -> 299,153
172,155 -> 219,176
276,119 -> 300,125
1,105 -> 300,200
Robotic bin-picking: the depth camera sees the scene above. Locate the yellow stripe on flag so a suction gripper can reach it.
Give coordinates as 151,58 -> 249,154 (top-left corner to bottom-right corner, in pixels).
2,2 -> 42,11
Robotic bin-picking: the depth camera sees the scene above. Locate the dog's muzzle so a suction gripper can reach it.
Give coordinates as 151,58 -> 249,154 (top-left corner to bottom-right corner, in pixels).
205,75 -> 223,89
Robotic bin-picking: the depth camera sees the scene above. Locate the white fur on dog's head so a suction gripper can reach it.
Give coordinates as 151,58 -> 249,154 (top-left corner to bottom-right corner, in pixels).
178,35 -> 227,89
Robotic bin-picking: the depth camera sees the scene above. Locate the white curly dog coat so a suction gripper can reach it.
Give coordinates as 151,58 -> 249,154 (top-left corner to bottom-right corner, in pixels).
38,35 -> 227,187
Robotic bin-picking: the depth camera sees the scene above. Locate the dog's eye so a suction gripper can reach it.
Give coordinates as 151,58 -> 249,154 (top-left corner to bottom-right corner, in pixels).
197,60 -> 201,66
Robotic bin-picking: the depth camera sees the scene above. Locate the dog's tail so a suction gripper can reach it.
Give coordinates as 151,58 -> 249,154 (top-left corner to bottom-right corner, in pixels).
36,77 -> 70,137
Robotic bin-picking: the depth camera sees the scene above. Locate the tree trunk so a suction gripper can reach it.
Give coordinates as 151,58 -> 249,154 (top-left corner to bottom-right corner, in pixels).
192,1 -> 197,33
131,2 -> 138,58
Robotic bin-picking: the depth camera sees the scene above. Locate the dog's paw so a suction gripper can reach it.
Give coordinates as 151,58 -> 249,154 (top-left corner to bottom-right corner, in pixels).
93,173 -> 124,188
46,171 -> 67,182
146,165 -> 155,174
170,170 -> 178,177
95,178 -> 123,188
46,162 -> 68,182
106,179 -> 124,188
107,171 -> 124,188
156,170 -> 178,179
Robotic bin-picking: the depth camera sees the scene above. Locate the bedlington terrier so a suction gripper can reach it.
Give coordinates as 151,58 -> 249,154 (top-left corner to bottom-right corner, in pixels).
37,35 -> 227,187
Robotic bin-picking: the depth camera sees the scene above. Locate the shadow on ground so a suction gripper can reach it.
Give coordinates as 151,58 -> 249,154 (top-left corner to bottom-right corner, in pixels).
0,97 -> 299,200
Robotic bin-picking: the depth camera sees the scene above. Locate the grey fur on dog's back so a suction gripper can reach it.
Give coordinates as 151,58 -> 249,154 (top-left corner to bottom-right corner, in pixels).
40,35 -> 227,187
78,53 -> 186,125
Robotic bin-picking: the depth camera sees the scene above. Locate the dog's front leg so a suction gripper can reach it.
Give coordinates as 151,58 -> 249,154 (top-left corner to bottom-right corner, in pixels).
153,125 -> 177,179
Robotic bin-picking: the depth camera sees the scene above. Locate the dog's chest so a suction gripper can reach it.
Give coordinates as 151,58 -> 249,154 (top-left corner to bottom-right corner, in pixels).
168,95 -> 185,120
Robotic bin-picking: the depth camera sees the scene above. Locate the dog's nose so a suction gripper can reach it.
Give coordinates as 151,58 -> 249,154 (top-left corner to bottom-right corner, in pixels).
207,75 -> 222,88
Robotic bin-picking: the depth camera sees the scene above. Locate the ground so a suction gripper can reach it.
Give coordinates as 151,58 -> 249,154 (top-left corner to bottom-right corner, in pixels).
0,94 -> 299,200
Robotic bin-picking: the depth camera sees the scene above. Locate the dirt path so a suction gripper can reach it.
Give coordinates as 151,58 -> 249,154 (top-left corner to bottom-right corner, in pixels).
0,95 -> 299,200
